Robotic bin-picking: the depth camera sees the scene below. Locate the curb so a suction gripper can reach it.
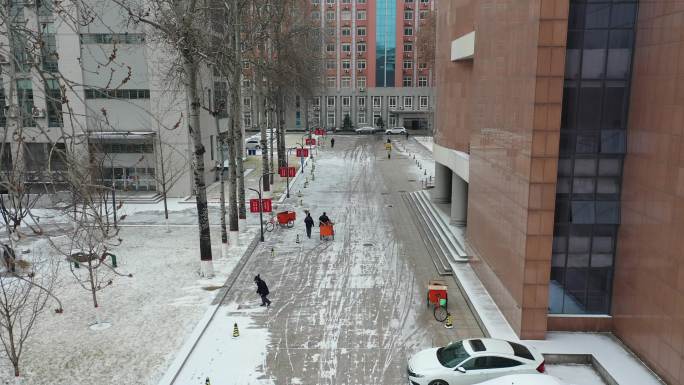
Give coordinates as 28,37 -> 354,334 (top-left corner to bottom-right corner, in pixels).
156,231 -> 261,385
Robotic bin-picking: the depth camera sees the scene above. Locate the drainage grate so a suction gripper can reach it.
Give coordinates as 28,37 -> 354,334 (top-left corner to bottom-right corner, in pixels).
363,243 -> 374,247
408,179 -> 416,182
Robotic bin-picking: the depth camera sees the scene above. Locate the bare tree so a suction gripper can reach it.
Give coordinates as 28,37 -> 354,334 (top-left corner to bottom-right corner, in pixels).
110,0 -> 217,276
0,253 -> 62,379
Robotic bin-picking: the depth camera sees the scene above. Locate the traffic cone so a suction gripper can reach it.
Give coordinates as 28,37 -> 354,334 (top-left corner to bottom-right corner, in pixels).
271,247 -> 275,257
444,313 -> 454,329
424,169 -> 427,175
296,234 -> 300,244
233,322 -> 240,337
205,378 -> 211,385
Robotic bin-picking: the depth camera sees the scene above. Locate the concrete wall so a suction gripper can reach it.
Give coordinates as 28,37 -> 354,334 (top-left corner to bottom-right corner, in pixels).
611,3 -> 684,384
434,0 -> 568,339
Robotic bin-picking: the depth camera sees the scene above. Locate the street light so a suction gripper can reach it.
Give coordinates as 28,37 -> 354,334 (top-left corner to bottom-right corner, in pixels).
284,147 -> 296,198
249,172 -> 275,242
295,140 -> 307,175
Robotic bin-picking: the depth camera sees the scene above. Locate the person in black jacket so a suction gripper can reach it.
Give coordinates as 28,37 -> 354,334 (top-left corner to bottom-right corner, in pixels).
330,137 -> 335,148
304,211 -> 314,238
254,275 -> 271,307
319,212 -> 331,226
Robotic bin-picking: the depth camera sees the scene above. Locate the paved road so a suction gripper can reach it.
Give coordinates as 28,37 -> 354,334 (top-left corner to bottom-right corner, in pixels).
183,135 -> 483,384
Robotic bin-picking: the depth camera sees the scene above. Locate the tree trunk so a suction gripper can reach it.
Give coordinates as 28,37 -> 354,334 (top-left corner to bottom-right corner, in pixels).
184,59 -> 213,277
88,262 -> 99,309
226,116 -> 239,233
268,107 -> 275,185
233,4 -> 246,219
259,81 -> 270,193
215,116 -> 227,245
277,95 -> 287,168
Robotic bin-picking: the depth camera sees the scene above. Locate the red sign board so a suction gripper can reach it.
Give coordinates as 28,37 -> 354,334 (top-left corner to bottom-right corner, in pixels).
279,167 -> 297,177
314,128 -> 325,136
261,199 -> 272,213
249,198 -> 273,213
249,199 -> 260,213
305,138 -> 317,146
296,148 -> 309,158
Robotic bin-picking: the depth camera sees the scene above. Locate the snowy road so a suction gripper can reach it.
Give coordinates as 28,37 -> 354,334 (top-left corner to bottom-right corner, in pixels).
172,135 -> 483,385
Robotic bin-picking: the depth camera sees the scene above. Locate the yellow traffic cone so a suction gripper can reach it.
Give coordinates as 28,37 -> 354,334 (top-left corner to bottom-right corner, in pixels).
233,322 -> 240,337
444,313 -> 454,329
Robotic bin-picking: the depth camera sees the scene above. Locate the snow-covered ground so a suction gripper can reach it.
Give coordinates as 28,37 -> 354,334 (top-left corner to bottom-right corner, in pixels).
0,217 -> 258,385
414,136 -> 434,152
546,364 -> 606,385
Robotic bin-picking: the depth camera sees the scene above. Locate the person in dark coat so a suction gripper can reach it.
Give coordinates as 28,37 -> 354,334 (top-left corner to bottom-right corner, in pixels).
254,275 -> 271,307
304,211 -> 314,238
330,137 -> 335,148
319,212 -> 331,226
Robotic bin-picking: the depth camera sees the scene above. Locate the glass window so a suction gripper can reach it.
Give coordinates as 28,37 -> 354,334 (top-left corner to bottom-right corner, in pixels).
610,4 -> 636,28
598,158 -> 621,176
574,159 -> 597,176
327,96 -> 336,107
404,10 -> 413,20
372,96 -> 381,108
357,97 -> 366,107
357,43 -> 367,52
578,82 -> 602,129
342,60 -> 351,69
357,60 -> 366,69
602,82 -> 626,128
436,342 -> 470,368
357,10 -> 366,20
341,27 -> 351,36
342,44 -> 351,52
600,130 -> 626,154
403,60 -> 413,69
418,76 -> 428,87
388,96 -> 397,108
572,201 -> 595,224
327,77 -> 336,88
585,4 -> 610,29
358,113 -> 366,124
341,77 -> 351,88
582,31 -> 608,79
326,60 -> 336,69
403,76 -> 412,87
375,0 -> 396,87
357,27 -> 366,36
607,31 -> 633,79
596,201 -> 620,224
404,27 -> 413,36
357,77 -> 367,88
403,96 -> 412,109
420,96 -> 429,108
342,96 -> 351,107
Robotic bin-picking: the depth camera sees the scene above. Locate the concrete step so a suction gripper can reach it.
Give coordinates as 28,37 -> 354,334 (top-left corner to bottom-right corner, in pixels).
408,193 -> 459,269
402,193 -> 452,276
117,193 -> 164,204
414,190 -> 469,260
412,192 -> 464,262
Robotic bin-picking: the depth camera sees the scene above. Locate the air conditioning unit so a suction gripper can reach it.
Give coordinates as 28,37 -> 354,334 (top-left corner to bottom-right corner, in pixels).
5,105 -> 18,118
32,107 -> 45,118
357,69 -> 363,73
359,106 -> 365,111
357,52 -> 363,57
345,51 -> 351,56
359,87 -> 366,92
344,69 -> 349,73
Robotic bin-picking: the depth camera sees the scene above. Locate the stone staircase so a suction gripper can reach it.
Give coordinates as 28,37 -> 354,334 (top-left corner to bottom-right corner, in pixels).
116,192 -> 164,204
402,190 -> 469,276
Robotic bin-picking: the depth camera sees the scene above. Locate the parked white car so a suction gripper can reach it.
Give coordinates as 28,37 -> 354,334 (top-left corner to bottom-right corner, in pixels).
473,374 -> 565,385
245,137 -> 262,150
407,338 -> 546,385
355,126 -> 377,134
386,126 -> 407,135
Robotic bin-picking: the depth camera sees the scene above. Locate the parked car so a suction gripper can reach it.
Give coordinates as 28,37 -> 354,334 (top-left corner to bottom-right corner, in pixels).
407,338 -> 545,385
473,374 -> 565,385
355,126 -> 377,134
245,137 -> 262,150
386,126 -> 407,135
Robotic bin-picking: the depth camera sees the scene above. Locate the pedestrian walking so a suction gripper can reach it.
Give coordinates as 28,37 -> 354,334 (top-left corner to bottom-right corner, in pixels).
254,275 -> 271,307
330,137 -> 335,148
319,212 -> 331,226
405,131 -> 409,140
304,211 -> 314,238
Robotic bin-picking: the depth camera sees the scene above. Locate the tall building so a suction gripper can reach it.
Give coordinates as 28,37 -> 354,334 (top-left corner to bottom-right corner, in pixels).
0,1 -> 239,198
307,0 -> 436,131
434,1 -> 684,384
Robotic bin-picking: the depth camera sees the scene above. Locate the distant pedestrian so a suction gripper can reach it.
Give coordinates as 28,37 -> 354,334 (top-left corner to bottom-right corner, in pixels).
304,211 -> 314,238
254,275 -> 271,307
405,131 -> 409,140
330,137 -> 335,148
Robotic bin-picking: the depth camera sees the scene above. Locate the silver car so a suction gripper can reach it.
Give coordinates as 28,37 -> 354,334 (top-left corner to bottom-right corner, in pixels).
355,126 -> 377,134
386,126 -> 407,135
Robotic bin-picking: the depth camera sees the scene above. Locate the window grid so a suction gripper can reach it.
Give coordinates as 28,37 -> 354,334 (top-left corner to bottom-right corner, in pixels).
549,0 -> 637,315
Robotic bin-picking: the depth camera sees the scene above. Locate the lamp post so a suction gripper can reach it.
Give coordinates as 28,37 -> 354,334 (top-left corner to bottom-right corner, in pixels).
285,147 -> 295,198
249,172 -> 275,242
